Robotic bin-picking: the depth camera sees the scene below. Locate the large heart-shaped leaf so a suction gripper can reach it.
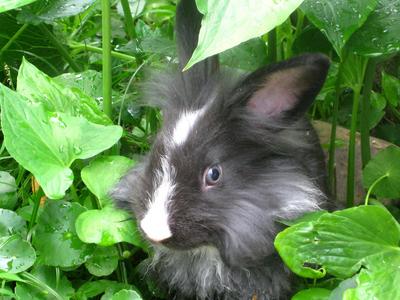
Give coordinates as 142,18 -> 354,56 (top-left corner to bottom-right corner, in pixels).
301,0 -> 378,56
291,288 -> 331,300
33,201 -> 94,267
185,0 -> 305,69
0,0 -> 38,13
0,85 -> 122,199
76,207 -> 144,247
347,0 -> 400,56
362,146 -> 400,199
81,156 -> 135,207
274,206 -> 400,279
85,246 -> 119,277
0,172 -> 17,210
17,59 -> 111,126
0,235 -> 36,273
0,209 -> 27,238
76,280 -> 133,299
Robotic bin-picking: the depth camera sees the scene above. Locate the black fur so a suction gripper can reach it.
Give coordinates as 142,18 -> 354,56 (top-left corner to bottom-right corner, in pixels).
112,0 -> 330,299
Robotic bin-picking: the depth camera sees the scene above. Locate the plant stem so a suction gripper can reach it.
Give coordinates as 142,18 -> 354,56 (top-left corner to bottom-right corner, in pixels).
0,24 -> 28,58
364,173 -> 388,205
327,62 -> 344,196
360,58 -> 377,168
346,85 -> 362,207
102,0 -> 113,119
120,0 -> 136,39
69,42 -> 136,62
268,28 -> 277,63
28,190 -> 41,231
70,184 -> 80,203
20,272 -> 63,300
294,9 -> 304,40
117,244 -> 128,284
39,24 -> 81,72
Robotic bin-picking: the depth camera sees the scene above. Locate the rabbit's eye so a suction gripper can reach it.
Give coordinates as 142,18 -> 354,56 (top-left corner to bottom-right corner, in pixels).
204,165 -> 222,186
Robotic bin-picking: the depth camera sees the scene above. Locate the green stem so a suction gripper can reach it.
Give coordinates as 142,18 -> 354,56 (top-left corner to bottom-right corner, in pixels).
364,173 -> 389,205
294,9 -> 304,40
360,58 -> 377,168
39,24 -> 80,72
102,0 -> 113,118
20,272 -> 63,300
70,184 -> 80,203
328,62 -> 344,196
0,24 -> 28,58
55,267 -> 60,290
28,190 -> 41,231
69,42 -> 136,62
120,0 -> 136,39
268,28 -> 277,63
346,85 -> 362,207
117,244 -> 128,284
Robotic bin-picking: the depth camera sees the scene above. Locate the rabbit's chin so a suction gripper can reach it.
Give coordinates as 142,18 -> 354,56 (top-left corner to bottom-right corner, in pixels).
146,244 -> 291,300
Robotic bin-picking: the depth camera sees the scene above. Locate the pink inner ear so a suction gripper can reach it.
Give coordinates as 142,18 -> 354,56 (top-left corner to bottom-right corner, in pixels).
247,69 -> 303,117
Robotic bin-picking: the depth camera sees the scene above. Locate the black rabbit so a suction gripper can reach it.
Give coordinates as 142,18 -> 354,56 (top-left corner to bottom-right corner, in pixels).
112,0 -> 330,299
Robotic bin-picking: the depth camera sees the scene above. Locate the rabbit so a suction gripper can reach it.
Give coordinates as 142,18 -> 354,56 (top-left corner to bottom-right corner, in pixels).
112,0 -> 330,299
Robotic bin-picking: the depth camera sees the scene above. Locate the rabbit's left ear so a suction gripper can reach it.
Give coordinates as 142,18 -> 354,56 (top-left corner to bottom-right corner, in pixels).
236,54 -> 330,120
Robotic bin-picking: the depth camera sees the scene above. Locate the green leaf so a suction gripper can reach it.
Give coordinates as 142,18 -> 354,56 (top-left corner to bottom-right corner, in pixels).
15,266 -> 74,300
76,206 -> 143,247
0,286 -> 15,297
329,277 -> 357,300
18,59 -> 111,126
219,38 -> 267,71
292,288 -> 331,300
0,172 -> 18,210
301,0 -> 377,56
81,156 -> 135,207
0,85 -> 122,199
382,72 -> 400,107
76,280 -> 132,299
343,253 -> 400,300
185,0 -> 305,69
17,0 -> 96,24
0,0 -> 38,13
85,246 -> 119,277
362,146 -> 400,198
274,206 -> 400,279
347,0 -> 400,57
111,289 -> 142,300
0,209 -> 27,238
0,235 -> 36,273
33,201 -> 94,267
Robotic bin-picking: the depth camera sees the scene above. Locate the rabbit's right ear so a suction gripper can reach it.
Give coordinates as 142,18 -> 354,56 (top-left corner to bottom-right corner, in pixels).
175,0 -> 219,98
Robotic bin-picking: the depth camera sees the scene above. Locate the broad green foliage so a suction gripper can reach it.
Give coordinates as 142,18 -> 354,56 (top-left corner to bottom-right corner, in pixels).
81,155 -> 135,207
0,172 -> 18,210
0,209 -> 27,237
291,288 -> 331,300
185,0 -> 305,69
111,289 -> 143,300
76,206 -> 144,247
0,60 -> 123,199
17,0 -> 97,24
382,72 -> 400,107
347,0 -> 400,56
0,0 -> 37,13
275,206 -> 400,298
362,146 -> 400,198
0,235 -> 36,273
33,201 -> 94,267
85,246 -> 119,277
301,0 -> 378,56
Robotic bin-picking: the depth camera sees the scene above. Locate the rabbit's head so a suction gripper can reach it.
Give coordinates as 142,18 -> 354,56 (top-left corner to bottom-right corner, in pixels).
113,0 -> 330,267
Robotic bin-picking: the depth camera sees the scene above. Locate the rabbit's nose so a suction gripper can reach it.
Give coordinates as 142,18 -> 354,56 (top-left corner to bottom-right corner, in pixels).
140,214 -> 172,243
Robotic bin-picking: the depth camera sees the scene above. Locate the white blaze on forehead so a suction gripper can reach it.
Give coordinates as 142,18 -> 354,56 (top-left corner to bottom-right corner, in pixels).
140,156 -> 175,242
172,107 -> 206,145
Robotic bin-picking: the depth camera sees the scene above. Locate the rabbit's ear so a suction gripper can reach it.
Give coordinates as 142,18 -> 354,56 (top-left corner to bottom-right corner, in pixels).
237,54 -> 329,119
175,0 -> 219,98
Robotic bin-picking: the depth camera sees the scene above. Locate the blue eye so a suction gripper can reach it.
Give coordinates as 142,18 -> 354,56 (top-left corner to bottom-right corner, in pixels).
205,165 -> 222,186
